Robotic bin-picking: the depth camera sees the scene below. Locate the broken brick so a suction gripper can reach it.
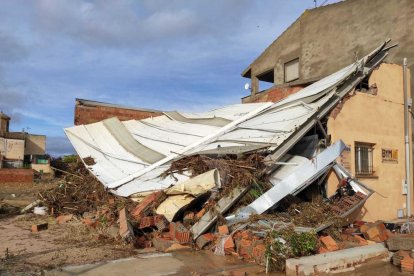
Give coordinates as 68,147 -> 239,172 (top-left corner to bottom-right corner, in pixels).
236,238 -> 254,259
401,255 -> 414,272
82,217 -> 99,228
218,225 -> 229,235
174,222 -> 192,244
354,235 -> 369,246
56,214 -> 73,224
119,208 -> 134,240
224,236 -> 235,254
318,246 -> 329,254
252,243 -> 266,264
240,230 -> 253,240
132,191 -> 166,219
229,271 -> 246,276
196,233 -> 215,249
169,222 -> 177,240
196,208 -> 207,219
31,223 -> 48,232
360,221 -> 388,242
319,235 -> 339,251
183,212 -> 195,224
154,215 -> 169,231
139,216 -> 155,229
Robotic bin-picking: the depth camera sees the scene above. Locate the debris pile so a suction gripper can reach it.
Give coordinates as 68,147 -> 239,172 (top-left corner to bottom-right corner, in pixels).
30,150 -> 372,273
30,41 -> 398,273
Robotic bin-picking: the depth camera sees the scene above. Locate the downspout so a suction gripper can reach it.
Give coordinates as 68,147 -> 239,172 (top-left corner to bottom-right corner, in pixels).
403,57 -> 412,217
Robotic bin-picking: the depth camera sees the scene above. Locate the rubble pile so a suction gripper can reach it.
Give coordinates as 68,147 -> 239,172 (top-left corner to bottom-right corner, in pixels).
39,161 -> 133,216
28,152 -> 379,273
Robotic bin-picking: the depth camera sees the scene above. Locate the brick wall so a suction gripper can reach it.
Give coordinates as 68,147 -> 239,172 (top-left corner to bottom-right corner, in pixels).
0,169 -> 34,183
75,101 -> 163,125
242,85 -> 304,103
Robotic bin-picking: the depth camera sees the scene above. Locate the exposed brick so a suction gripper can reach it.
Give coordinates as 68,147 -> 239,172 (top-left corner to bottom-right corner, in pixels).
401,255 -> 414,272
132,191 -> 166,219
236,238 -> 254,259
82,217 -> 100,228
56,214 -> 73,224
154,215 -> 169,231
224,236 -> 235,254
360,221 -> 388,242
319,235 -> 339,251
243,85 -> 304,104
119,208 -> 134,241
174,222 -> 192,244
196,233 -> 215,249
139,216 -> 155,229
318,246 -> 329,254
218,225 -> 229,235
31,223 -> 48,232
252,244 -> 266,264
0,169 -> 34,183
354,235 -> 369,246
183,212 -> 195,225
241,230 -> 253,240
74,100 -> 163,125
196,208 -> 207,219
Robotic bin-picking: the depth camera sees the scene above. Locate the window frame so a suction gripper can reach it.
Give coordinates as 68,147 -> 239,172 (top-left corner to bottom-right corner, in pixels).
284,58 -> 300,83
354,142 -> 375,177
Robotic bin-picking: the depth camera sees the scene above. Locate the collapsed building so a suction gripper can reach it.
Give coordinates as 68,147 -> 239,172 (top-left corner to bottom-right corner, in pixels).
65,42 -> 399,229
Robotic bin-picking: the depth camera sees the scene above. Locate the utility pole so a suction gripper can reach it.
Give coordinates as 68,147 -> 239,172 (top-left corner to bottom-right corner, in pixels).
403,57 -> 412,217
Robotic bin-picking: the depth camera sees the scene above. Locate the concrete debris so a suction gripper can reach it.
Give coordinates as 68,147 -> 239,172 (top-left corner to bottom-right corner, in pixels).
387,235 -> 414,251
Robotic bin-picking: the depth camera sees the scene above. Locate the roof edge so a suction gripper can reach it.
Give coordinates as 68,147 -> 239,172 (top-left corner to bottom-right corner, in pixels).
76,98 -> 163,113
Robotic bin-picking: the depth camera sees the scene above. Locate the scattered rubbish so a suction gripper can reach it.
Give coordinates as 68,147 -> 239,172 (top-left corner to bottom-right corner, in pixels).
20,199 -> 42,214
33,206 -> 47,216
31,223 -> 48,232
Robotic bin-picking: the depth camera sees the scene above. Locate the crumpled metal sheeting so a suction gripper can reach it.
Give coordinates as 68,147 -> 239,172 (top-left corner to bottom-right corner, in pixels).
65,41 -> 392,197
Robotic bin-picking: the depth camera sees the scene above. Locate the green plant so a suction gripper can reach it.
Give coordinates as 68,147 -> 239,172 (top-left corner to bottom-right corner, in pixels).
62,155 -> 78,163
289,231 -> 318,256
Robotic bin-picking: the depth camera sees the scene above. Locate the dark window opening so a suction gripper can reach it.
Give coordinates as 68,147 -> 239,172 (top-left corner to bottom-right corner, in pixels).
256,69 -> 275,92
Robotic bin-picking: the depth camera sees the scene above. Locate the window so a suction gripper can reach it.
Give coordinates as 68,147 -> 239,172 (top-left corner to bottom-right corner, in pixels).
355,142 -> 375,176
284,58 -> 299,83
256,69 -> 275,92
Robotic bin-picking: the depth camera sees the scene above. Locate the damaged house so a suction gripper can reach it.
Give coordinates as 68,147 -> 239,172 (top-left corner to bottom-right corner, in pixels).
241,0 -> 414,222
65,41 -> 397,235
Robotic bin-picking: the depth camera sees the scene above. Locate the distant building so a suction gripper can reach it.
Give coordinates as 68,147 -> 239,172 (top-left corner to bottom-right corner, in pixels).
74,98 -> 163,125
0,112 -> 50,178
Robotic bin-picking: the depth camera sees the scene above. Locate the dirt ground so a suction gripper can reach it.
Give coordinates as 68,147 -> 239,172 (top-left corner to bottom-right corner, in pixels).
0,181 -> 138,275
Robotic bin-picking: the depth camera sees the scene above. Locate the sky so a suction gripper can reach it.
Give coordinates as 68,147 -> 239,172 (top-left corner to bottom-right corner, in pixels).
0,0 -> 339,156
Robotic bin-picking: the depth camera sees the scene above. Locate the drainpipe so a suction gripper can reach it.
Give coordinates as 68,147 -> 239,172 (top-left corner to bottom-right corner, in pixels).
403,57 -> 412,217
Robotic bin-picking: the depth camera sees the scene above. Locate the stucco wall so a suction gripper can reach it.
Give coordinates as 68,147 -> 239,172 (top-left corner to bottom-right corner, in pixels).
327,63 -> 412,221
0,137 -> 24,160
31,163 -> 52,174
25,134 -> 46,155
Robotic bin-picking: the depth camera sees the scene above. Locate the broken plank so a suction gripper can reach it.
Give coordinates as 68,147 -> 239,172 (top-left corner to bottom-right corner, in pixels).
191,186 -> 249,240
